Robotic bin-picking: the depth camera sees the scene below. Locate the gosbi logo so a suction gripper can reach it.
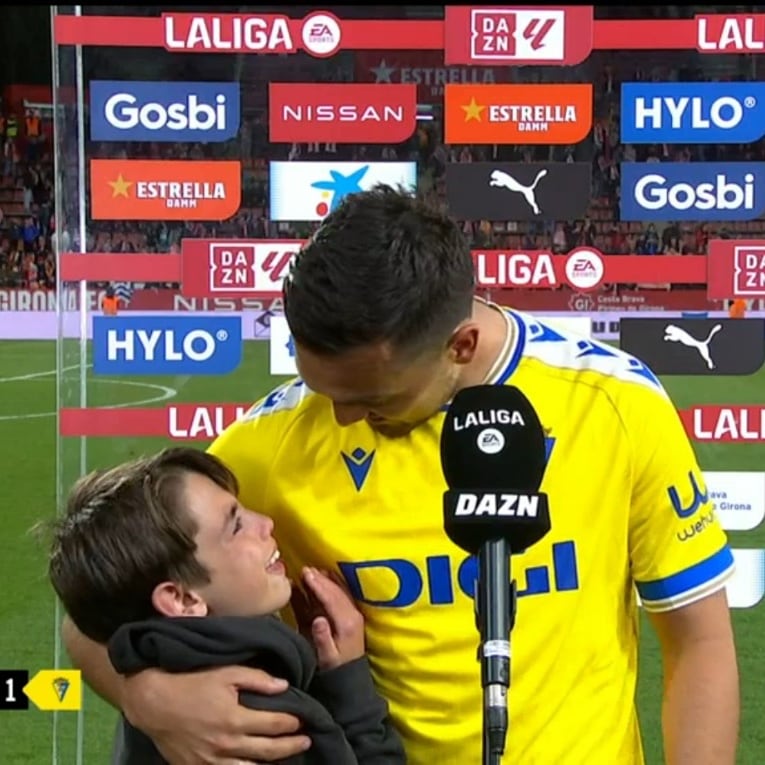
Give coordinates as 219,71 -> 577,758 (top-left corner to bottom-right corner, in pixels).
444,83 -> 592,145
90,159 -> 241,221
268,83 -> 417,144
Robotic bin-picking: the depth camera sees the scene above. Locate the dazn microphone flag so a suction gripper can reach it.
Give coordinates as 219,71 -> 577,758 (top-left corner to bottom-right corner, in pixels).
440,385 -> 553,762
440,385 -> 551,555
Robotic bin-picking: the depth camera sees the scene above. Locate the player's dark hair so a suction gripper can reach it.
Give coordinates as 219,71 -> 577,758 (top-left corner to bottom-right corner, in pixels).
283,184 -> 476,357
47,448 -> 238,644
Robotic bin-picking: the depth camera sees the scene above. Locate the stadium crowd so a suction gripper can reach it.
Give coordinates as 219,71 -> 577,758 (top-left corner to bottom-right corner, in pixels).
0,43 -> 763,291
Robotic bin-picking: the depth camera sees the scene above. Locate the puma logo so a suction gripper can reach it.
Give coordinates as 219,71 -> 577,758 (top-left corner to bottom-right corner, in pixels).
489,168 -> 549,215
663,323 -> 723,370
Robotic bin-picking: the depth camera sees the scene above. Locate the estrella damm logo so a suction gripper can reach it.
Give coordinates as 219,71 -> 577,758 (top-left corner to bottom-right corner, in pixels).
444,83 -> 593,145
90,159 -> 241,221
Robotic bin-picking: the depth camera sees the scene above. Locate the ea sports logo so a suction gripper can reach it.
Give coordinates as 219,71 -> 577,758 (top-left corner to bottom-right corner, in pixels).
477,427 -> 505,455
301,12 -> 342,58
565,248 -> 605,291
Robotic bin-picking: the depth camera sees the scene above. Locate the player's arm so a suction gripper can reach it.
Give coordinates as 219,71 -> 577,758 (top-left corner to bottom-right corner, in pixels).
624,382 -> 738,765
62,614 -> 306,762
62,614 -> 123,707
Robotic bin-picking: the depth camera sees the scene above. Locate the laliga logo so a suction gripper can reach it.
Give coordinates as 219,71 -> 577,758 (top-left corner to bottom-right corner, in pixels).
301,12 -> 342,57
564,248 -> 605,291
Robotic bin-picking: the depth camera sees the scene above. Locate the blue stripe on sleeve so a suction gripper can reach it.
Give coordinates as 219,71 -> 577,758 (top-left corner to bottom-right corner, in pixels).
636,545 -> 734,603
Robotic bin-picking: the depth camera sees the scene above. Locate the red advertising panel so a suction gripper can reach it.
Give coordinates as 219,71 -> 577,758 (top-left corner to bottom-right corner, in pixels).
60,404 -> 251,440
56,12 -> 745,55
62,403 -> 765,442
268,83 -> 417,144
353,51 -> 509,104
180,239 -> 302,298
472,250 -> 707,291
679,406 -> 765,443
696,14 -> 765,54
707,239 -> 765,300
444,6 -> 593,66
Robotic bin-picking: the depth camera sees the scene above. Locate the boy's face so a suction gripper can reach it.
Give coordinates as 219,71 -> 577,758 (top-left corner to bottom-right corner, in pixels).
181,472 -> 292,617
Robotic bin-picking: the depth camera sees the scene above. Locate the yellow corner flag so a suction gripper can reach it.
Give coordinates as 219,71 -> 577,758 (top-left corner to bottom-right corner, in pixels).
23,669 -> 82,711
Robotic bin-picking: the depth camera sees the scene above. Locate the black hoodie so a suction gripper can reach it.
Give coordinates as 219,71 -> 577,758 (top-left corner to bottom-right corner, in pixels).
108,615 -> 406,765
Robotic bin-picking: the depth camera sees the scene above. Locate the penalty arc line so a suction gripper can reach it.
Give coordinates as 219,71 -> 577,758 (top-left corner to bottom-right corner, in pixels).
0,378 -> 179,422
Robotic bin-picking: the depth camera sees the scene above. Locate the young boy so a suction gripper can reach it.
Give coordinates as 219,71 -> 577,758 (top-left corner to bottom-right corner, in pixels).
48,447 -> 405,765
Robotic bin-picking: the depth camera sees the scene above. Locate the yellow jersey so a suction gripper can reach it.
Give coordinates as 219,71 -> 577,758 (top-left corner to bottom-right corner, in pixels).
208,307 -> 734,765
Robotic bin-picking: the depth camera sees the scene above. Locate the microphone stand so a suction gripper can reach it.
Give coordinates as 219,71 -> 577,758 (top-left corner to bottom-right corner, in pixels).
475,540 -> 517,765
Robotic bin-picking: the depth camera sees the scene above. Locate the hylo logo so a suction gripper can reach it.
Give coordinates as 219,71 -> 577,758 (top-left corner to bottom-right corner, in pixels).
92,316 -> 242,375
106,327 -> 229,362
634,95 -> 755,131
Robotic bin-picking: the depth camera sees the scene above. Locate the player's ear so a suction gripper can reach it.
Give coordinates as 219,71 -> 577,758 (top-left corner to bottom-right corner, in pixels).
151,581 -> 208,617
448,321 -> 480,366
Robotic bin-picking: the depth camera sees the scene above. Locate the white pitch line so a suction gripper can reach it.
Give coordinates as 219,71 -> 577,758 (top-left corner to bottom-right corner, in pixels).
0,364 -> 87,383
0,379 -> 178,422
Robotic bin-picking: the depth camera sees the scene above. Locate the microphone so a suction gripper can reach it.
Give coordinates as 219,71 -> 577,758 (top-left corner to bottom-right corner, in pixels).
440,385 -> 551,764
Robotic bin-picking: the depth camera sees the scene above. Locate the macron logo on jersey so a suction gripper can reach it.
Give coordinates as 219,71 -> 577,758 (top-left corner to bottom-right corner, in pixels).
341,447 -> 376,491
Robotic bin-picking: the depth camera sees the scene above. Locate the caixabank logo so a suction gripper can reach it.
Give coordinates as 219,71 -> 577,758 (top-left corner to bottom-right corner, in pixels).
620,162 -> 765,221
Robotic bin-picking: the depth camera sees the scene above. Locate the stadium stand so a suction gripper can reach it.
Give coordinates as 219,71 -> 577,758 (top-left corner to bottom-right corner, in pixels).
4,6 -> 765,296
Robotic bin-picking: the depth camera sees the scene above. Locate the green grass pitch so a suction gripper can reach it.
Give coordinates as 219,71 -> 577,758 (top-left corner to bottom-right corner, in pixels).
0,339 -> 763,763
